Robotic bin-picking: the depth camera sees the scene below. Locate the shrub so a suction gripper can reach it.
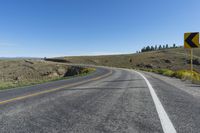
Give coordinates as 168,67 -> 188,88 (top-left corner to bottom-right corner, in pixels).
142,68 -> 200,83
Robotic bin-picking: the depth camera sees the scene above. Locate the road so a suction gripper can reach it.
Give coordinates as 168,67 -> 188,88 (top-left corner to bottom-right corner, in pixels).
0,66 -> 200,133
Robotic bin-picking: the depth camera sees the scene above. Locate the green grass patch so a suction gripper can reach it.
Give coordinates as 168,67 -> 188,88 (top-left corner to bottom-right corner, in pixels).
154,69 -> 175,77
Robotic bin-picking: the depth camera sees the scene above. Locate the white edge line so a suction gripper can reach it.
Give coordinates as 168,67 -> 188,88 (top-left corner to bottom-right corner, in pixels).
133,70 -> 177,133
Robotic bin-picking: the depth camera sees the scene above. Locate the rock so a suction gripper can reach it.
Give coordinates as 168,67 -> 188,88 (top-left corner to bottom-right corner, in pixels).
164,59 -> 172,63
145,64 -> 153,69
136,63 -> 154,69
14,76 -> 22,81
40,71 -> 51,76
57,68 -> 66,75
136,63 -> 144,67
193,59 -> 200,65
187,59 -> 200,65
49,72 -> 59,77
64,66 -> 82,76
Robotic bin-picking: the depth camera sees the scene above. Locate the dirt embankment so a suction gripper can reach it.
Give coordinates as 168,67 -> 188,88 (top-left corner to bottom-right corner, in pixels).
0,60 -> 94,90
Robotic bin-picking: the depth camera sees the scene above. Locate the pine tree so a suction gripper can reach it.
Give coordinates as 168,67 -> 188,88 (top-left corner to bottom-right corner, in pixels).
141,47 -> 145,52
166,44 -> 169,48
150,46 -> 154,51
155,45 -> 158,50
146,46 -> 150,51
159,45 -> 162,50
163,45 -> 165,49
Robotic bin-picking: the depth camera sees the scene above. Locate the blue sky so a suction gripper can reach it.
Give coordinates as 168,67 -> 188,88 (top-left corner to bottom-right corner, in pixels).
0,0 -> 200,57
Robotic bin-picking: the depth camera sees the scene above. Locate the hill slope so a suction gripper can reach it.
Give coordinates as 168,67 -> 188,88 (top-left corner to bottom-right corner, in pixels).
62,48 -> 200,72
0,60 -> 94,90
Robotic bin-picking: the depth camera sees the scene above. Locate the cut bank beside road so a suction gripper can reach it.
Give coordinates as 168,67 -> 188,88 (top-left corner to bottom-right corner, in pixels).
0,59 -> 95,90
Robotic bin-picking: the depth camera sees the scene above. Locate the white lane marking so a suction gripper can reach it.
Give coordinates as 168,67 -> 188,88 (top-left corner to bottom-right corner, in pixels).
133,70 -> 177,133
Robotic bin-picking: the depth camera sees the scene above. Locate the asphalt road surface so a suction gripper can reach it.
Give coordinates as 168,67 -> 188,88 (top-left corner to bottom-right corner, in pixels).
0,67 -> 200,133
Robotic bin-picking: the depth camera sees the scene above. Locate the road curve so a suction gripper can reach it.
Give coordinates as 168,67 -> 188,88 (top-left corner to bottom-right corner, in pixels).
0,67 -> 200,133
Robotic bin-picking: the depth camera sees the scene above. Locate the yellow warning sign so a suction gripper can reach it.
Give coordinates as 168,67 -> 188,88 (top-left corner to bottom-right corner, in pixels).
184,32 -> 199,48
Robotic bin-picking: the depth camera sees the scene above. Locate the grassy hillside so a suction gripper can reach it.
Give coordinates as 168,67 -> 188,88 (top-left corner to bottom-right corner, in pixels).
62,48 -> 200,73
0,60 -> 95,90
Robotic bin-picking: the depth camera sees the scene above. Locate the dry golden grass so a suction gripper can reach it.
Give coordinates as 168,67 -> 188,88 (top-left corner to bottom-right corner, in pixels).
63,48 -> 200,73
142,68 -> 200,84
60,47 -> 200,83
0,60 -> 95,90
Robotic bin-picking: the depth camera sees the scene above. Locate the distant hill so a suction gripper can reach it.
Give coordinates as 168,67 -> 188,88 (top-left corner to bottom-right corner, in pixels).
61,48 -> 200,73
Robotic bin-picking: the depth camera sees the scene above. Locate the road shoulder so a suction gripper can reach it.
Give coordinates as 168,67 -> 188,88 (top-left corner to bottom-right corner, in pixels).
142,71 -> 200,99
141,71 -> 200,132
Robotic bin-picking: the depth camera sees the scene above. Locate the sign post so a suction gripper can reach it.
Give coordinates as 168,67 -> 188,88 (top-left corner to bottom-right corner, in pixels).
184,32 -> 199,80
190,49 -> 193,73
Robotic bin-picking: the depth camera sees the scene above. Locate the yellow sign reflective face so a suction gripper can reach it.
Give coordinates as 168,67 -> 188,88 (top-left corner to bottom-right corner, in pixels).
184,32 -> 199,48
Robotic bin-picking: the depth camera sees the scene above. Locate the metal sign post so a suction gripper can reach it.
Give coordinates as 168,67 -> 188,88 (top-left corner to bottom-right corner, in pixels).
184,32 -> 199,80
190,49 -> 193,79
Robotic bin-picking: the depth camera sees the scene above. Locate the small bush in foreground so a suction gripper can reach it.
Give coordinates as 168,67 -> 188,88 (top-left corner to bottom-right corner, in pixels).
174,70 -> 200,81
155,69 -> 175,77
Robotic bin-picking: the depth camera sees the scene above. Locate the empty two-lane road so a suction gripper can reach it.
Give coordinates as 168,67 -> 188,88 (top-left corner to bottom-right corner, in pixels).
0,67 -> 199,133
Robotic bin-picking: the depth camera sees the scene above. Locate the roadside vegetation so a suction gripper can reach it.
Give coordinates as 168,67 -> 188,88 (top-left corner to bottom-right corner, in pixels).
0,60 -> 95,90
140,68 -> 200,84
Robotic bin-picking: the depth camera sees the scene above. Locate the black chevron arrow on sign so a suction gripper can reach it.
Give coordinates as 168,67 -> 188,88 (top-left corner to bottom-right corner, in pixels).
185,33 -> 198,48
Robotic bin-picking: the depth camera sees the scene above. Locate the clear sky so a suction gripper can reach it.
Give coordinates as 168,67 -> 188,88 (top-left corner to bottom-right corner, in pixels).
0,0 -> 200,57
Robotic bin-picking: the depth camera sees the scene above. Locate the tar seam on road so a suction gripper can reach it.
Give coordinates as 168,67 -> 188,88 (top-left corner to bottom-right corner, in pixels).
0,70 -> 113,105
133,70 -> 177,133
